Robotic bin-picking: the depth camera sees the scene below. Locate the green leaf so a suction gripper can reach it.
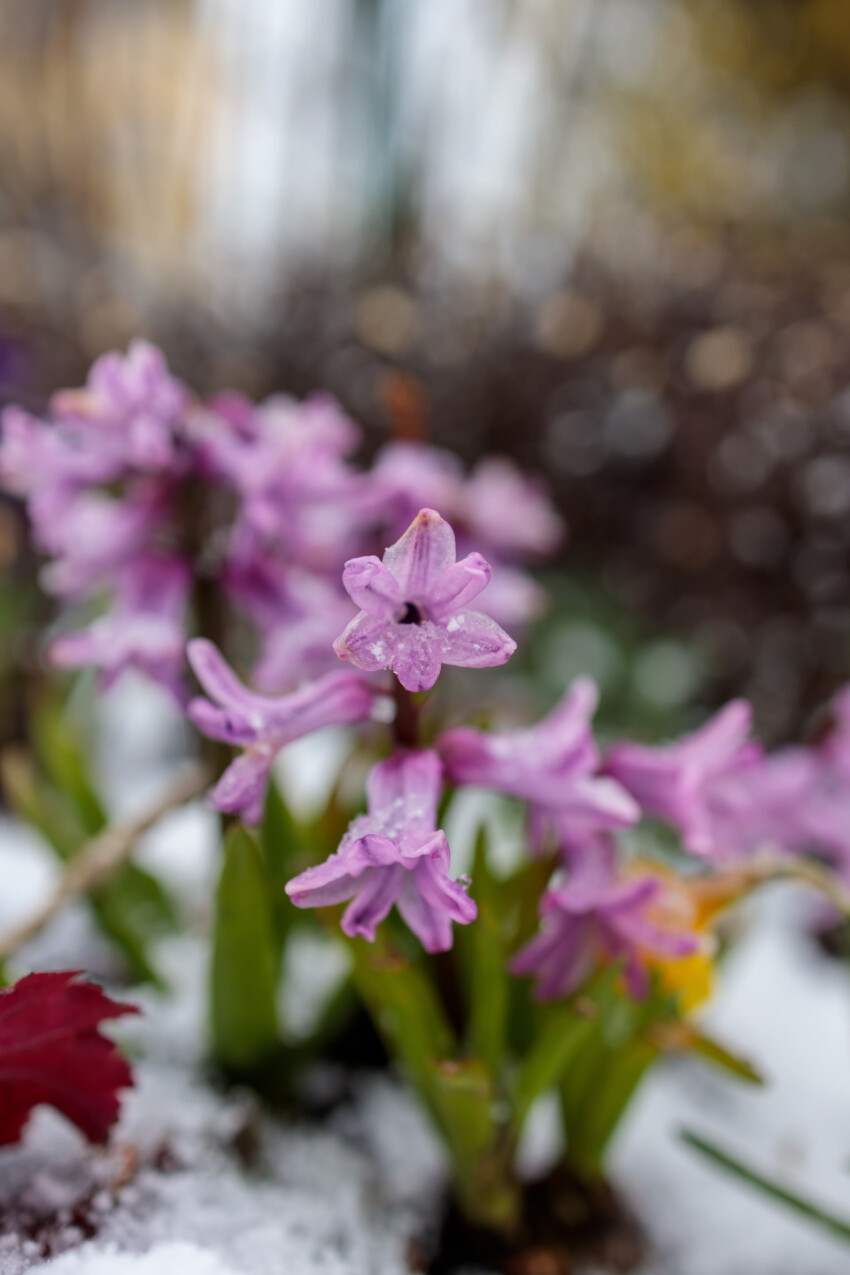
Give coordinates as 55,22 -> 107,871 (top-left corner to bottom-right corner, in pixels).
464,828 -> 509,1074
31,698 -> 106,837
513,1002 -> 596,1133
2,748 -> 87,861
210,825 -> 280,1072
559,980 -> 663,1179
348,933 -> 455,1096
682,1130 -> 850,1245
564,1036 -> 657,1178
260,780 -> 303,960
427,1057 -> 521,1235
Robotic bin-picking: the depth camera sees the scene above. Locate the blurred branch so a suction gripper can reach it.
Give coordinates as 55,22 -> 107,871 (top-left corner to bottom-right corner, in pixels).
0,761 -> 209,959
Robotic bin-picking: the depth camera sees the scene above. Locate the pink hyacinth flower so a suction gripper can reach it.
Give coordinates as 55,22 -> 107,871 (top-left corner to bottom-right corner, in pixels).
187,639 -> 376,825
511,856 -> 698,1001
50,556 -> 190,702
439,678 -> 639,854
36,484 -> 169,599
605,701 -> 762,862
461,457 -> 565,561
285,751 -> 476,952
333,508 -> 516,693
51,341 -> 188,475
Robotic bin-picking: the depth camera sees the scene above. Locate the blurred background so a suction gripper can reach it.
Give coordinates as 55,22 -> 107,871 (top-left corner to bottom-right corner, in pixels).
3,0 -> 850,741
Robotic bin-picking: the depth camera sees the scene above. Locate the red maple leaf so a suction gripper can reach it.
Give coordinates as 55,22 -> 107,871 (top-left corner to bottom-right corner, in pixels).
0,971 -> 139,1146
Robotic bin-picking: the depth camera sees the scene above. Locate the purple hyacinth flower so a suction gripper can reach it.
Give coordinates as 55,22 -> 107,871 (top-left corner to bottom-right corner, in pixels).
50,556 -> 190,701
36,484 -> 168,598
223,538 -> 355,691
186,639 -> 376,825
511,856 -> 698,1001
211,393 -> 372,571
285,751 -> 476,952
333,508 -> 516,693
51,341 -> 188,474
461,457 -> 564,562
370,441 -> 465,537
605,701 -> 761,861
439,678 -> 639,854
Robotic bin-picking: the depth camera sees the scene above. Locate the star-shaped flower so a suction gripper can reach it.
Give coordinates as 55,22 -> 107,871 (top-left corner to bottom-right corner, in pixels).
187,639 -> 377,824
286,750 -> 476,952
439,678 -> 639,858
333,508 -> 516,693
511,856 -> 698,1001
605,701 -> 762,861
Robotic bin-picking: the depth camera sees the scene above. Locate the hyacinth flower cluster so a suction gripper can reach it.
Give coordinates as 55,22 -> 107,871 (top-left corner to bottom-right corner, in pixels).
5,343 -> 849,1243
0,343 -> 562,706
181,502 -> 843,1238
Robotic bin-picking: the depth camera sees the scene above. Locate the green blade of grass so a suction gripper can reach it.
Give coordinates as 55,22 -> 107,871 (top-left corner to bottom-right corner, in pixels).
682,1130 -> 850,1245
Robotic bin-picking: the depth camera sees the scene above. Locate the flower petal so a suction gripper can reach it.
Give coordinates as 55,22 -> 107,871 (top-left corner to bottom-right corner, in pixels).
187,639 -> 273,714
428,553 -> 491,620
413,854 -> 478,926
333,611 -> 394,673
341,865 -> 404,941
383,508 -> 456,598
390,625 -> 444,692
396,874 -> 454,953
341,556 -> 402,618
439,609 -> 516,670
209,751 -> 272,825
365,753 -> 443,834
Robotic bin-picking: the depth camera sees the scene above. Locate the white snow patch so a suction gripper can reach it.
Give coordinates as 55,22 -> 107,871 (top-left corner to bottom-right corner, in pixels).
40,1242 -> 239,1275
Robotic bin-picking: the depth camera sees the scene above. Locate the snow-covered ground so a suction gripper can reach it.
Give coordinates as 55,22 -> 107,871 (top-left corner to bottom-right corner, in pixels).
1,683 -> 849,1274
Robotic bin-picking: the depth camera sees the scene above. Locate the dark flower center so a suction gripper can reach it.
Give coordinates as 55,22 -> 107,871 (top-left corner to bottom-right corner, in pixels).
396,601 -> 423,625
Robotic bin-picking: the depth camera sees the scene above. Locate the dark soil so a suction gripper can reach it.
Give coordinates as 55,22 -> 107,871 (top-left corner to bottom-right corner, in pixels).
427,1167 -> 644,1275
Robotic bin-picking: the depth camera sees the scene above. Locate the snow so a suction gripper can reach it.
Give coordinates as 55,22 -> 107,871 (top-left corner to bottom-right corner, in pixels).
41,1244 -> 240,1275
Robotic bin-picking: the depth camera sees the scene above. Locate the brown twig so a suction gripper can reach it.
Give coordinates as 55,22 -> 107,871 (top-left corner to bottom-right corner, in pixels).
0,762 -> 209,960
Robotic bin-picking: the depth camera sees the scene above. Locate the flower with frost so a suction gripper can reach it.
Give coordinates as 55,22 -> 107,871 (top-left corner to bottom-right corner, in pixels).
50,557 -> 190,701
511,855 -> 698,1001
333,508 -> 516,692
187,639 -> 376,824
604,701 -> 761,861
285,750 -> 476,952
439,678 -> 639,856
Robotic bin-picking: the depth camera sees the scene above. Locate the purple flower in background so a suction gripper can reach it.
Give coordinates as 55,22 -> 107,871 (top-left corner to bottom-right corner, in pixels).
461,457 -> 565,561
476,561 -> 549,628
334,508 -> 516,692
370,441 -> 465,536
51,341 -> 188,475
36,484 -> 169,598
511,856 -> 698,1000
820,687 -> 850,780
286,751 -> 476,952
187,639 -> 376,824
223,538 -> 355,691
213,393 -> 371,571
50,556 -> 190,701
605,701 -> 761,861
439,679 -> 639,854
